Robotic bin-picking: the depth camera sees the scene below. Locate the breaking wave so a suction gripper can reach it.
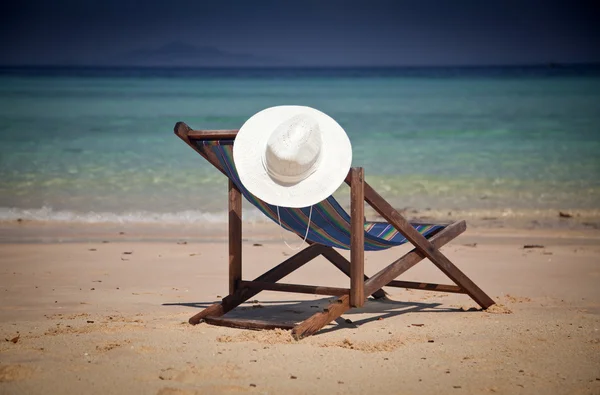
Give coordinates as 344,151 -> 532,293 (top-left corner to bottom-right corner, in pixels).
0,206 -> 270,225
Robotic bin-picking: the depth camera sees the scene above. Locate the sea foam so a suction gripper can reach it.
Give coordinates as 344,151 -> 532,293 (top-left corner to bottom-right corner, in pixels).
0,206 -> 270,225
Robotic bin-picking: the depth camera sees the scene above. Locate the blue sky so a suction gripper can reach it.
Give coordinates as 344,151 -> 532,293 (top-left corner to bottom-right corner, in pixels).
1,0 -> 599,66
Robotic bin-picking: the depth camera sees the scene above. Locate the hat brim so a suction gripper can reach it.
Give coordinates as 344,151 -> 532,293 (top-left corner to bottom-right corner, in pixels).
233,106 -> 352,208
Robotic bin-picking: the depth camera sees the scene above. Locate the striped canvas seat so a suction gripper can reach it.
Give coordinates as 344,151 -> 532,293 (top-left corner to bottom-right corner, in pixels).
196,140 -> 445,251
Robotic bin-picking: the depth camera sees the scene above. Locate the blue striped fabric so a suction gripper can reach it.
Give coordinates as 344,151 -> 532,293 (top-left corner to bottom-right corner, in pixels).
197,140 -> 446,251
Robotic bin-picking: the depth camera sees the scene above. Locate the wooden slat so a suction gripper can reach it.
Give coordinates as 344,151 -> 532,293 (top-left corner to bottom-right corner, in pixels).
385,280 -> 465,294
291,221 -> 465,339
174,122 -> 229,177
319,247 -> 387,299
239,280 -> 350,296
204,316 -> 296,330
228,180 -> 242,294
186,129 -> 239,140
189,244 -> 326,325
350,167 -> 365,307
360,182 -> 495,309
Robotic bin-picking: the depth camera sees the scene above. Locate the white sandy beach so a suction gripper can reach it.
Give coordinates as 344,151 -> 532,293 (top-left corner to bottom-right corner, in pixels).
0,223 -> 599,395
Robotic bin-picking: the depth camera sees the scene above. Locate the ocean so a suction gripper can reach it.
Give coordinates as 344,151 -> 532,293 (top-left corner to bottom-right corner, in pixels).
1,65 -> 599,226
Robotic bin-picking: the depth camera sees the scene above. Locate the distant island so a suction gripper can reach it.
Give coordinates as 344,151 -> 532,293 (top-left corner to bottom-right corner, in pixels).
1,41 -> 598,69
111,42 -> 280,67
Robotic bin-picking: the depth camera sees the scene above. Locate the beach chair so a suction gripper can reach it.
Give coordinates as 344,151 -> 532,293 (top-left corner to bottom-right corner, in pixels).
174,122 -> 495,339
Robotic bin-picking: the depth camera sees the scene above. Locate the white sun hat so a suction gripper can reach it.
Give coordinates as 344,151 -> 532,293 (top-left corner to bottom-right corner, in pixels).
233,105 -> 352,208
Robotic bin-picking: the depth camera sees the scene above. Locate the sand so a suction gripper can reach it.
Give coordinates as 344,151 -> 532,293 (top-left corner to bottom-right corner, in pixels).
0,223 -> 599,394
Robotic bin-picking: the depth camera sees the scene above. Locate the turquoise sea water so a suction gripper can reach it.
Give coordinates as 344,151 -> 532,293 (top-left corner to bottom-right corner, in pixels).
0,66 -> 599,224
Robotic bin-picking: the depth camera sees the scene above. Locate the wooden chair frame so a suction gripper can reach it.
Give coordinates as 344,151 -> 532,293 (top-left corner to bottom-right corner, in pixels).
174,122 -> 495,340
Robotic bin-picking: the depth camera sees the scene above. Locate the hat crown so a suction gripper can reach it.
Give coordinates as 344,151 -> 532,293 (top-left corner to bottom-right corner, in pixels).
263,114 -> 322,185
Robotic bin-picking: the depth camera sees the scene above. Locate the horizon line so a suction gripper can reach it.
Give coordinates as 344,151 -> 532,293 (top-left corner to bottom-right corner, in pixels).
1,62 -> 600,70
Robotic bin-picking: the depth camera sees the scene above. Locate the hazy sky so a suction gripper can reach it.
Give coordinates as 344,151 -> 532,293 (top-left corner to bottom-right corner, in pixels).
1,0 -> 599,66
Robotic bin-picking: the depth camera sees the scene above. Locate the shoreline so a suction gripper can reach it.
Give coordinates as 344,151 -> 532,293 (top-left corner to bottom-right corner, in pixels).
2,220 -> 600,244
1,206 -> 599,244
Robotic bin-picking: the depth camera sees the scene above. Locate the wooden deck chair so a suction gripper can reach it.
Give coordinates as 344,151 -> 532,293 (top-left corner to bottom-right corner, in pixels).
174,122 -> 495,340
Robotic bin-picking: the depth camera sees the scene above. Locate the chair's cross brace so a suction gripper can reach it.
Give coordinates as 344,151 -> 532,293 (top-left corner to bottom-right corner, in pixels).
363,221 -> 467,295
291,220 -> 467,339
386,280 -> 465,294
320,233 -> 466,295
318,247 -> 387,299
204,316 -> 296,330
238,280 -> 350,296
188,243 -> 326,324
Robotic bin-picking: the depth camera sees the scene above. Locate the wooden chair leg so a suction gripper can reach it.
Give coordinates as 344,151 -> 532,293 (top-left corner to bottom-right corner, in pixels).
229,180 -> 242,294
350,167 -> 365,307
